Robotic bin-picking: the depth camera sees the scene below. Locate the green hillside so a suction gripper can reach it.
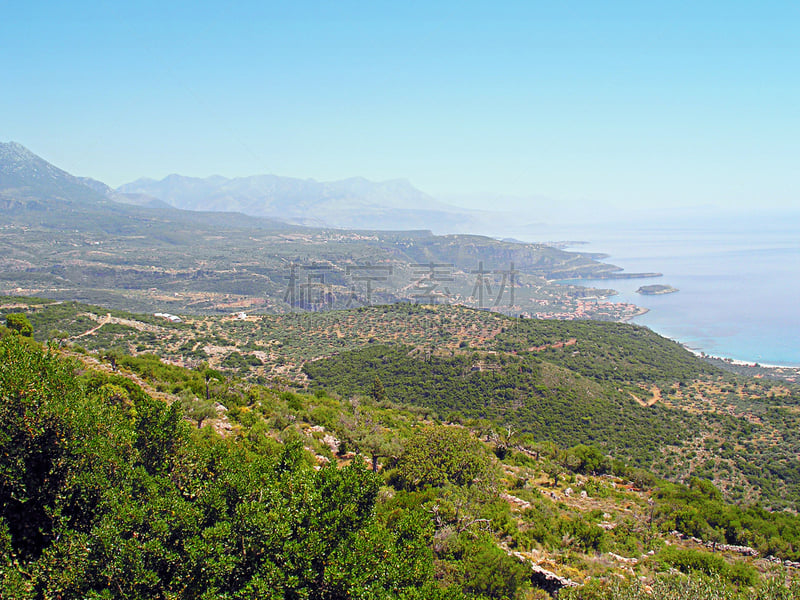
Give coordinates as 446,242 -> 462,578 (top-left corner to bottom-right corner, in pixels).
303,344 -> 702,467
0,334 -> 461,599
4,297 -> 799,512
3,329 -> 800,599
492,318 -> 720,383
299,313 -> 800,510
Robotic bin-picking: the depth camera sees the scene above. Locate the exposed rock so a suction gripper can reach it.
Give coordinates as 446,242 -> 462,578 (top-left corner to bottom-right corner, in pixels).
704,541 -> 758,556
501,493 -> 532,511
506,549 -> 579,596
322,434 -> 340,453
784,559 -> 800,569
674,531 -> 759,557
606,552 -> 638,565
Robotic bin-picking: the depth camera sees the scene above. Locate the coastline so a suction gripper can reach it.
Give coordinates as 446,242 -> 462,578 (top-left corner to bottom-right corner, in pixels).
683,345 -> 798,369
621,305 -> 649,322
549,230 -> 800,371
682,345 -> 800,382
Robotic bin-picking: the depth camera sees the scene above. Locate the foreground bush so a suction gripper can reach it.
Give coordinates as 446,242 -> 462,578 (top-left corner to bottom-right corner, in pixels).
0,337 -> 465,599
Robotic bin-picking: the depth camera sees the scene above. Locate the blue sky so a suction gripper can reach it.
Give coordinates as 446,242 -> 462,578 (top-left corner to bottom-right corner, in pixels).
2,1 -> 798,212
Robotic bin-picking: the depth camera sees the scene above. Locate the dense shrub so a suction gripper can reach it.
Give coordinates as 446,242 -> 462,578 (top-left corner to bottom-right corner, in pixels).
0,337 -> 464,599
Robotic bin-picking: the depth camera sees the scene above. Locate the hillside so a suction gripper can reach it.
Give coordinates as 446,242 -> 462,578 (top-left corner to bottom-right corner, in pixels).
0,141 -> 110,211
302,344 -> 704,463
302,340 -> 800,510
5,298 -> 800,512
2,325 -> 799,599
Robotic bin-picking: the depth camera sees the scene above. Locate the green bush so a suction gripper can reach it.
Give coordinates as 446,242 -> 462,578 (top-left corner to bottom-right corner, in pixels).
397,425 -> 492,490
0,337 -> 453,598
654,546 -> 757,587
657,546 -> 727,577
5,312 -> 33,337
459,535 -> 530,599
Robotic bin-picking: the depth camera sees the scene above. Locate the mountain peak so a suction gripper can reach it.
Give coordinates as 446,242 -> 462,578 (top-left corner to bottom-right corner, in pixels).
0,141 -> 45,165
0,142 -> 108,207
1,141 -> 66,180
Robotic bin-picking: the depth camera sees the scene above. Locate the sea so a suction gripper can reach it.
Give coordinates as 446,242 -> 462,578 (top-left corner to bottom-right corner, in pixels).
515,211 -> 800,367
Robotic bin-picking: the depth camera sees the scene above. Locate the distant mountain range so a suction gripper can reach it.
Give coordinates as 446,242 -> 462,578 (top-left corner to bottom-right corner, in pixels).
0,140 -> 526,234
77,176 -> 171,209
118,173 -> 491,232
0,141 -> 293,232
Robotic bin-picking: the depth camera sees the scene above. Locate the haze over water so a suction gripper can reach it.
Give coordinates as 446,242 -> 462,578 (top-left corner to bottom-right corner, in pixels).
522,212 -> 800,367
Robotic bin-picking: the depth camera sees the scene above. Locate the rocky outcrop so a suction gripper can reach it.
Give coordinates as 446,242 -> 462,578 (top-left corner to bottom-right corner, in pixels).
670,531 -> 759,557
765,555 -> 800,568
500,493 -> 532,511
504,548 -> 578,596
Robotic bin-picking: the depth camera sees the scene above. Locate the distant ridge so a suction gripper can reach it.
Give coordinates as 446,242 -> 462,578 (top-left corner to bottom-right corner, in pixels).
119,173 -> 489,232
0,142 -> 637,326
0,141 -> 516,234
77,176 -> 172,209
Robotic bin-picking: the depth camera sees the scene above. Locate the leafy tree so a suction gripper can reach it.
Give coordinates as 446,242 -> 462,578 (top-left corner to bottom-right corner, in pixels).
563,444 -> 609,475
689,477 -> 723,502
544,460 -> 561,487
398,425 -> 493,490
427,484 -> 496,536
104,349 -> 121,371
369,375 -> 387,403
200,365 -> 223,400
339,401 -> 401,472
459,535 -> 530,599
181,396 -> 218,428
47,329 -> 69,346
5,313 -> 33,337
132,395 -> 185,476
490,424 -> 517,460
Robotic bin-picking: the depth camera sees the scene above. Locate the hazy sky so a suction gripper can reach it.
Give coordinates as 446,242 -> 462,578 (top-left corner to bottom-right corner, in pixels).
3,1 -> 798,212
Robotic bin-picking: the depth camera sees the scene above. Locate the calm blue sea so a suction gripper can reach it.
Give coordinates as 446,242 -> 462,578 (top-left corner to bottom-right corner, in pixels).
519,214 -> 800,366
